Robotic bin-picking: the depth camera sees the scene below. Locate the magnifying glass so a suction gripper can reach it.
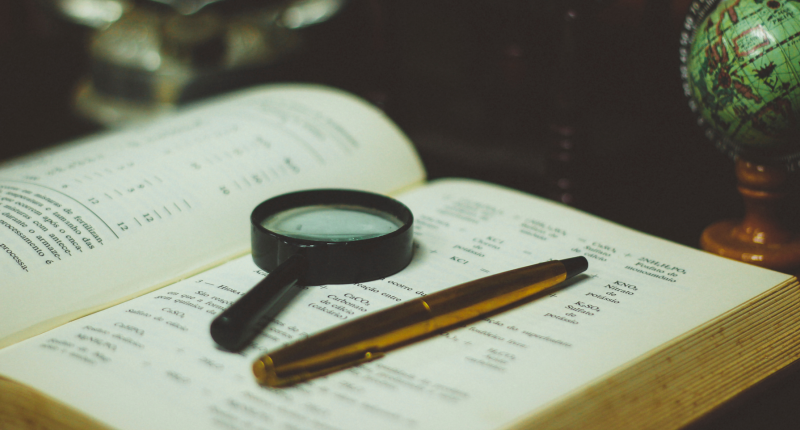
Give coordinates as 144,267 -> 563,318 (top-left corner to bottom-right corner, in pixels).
210,189 -> 414,352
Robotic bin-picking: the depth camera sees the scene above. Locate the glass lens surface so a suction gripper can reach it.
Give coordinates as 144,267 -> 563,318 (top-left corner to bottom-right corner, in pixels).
261,204 -> 403,242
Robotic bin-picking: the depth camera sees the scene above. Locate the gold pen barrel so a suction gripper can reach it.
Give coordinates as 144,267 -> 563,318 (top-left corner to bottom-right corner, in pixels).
254,259 -> 579,387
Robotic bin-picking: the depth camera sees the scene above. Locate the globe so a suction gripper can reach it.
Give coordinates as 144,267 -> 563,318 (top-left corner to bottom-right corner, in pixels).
680,0 -> 800,170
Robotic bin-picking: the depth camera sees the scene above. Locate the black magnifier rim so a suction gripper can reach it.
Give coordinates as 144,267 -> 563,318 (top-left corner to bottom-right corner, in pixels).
251,189 -> 414,286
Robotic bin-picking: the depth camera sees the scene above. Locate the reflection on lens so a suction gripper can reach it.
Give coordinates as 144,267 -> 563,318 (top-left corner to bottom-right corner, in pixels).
261,204 -> 403,242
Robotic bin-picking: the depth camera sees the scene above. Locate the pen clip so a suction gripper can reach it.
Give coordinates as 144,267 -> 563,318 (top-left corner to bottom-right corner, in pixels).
254,350 -> 386,387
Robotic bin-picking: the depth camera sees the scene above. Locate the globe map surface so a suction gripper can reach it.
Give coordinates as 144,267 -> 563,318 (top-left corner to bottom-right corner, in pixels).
681,0 -> 800,168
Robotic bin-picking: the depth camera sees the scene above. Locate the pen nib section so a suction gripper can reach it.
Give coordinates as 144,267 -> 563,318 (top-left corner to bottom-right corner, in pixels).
253,299 -> 432,387
254,350 -> 385,387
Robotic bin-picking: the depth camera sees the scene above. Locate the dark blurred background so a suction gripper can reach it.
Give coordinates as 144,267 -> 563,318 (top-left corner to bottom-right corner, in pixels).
0,1 -> 796,428
0,0 -> 741,249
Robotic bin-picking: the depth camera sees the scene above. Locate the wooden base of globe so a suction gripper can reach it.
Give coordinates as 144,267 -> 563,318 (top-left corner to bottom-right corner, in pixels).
701,220 -> 800,274
700,159 -> 800,276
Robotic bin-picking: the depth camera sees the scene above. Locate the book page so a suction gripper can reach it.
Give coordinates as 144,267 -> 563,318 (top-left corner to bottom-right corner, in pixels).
0,179 -> 790,430
0,84 -> 425,348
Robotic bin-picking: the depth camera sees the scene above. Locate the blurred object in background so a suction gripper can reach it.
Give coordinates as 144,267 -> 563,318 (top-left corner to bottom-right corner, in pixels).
387,1 -> 611,204
0,0 -> 95,160
1,0 -> 739,250
382,0 -> 742,249
544,0 -> 609,205
40,0 -> 356,126
386,1 -> 555,200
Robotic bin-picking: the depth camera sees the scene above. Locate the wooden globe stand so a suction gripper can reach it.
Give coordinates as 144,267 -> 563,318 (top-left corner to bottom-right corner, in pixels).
701,158 -> 800,275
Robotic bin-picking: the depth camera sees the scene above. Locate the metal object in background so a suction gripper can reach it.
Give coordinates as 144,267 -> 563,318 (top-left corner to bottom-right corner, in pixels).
42,0 -> 348,126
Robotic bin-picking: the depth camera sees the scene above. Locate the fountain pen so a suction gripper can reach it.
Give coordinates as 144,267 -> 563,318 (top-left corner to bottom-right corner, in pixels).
253,256 -> 588,387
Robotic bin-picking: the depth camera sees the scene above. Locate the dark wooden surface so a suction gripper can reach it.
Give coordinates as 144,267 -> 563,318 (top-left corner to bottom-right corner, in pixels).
1,1 -> 798,428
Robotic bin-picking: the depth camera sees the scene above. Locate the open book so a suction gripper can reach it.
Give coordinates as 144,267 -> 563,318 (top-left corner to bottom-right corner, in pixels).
0,85 -> 798,430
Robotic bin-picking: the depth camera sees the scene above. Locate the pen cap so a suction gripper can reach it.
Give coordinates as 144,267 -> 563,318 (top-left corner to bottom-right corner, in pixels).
561,256 -> 588,279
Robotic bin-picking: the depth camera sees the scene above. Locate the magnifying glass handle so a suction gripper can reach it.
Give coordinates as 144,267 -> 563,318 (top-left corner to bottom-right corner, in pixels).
210,254 -> 308,352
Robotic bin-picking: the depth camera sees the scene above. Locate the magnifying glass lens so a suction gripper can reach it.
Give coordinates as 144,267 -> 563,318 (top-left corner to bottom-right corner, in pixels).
261,205 -> 403,242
